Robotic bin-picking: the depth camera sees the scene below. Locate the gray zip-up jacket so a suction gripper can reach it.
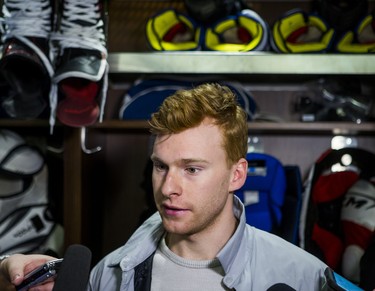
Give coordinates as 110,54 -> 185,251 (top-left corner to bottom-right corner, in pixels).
89,196 -> 331,291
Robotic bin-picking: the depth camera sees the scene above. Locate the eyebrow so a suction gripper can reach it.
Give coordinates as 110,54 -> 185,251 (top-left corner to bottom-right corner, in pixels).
150,155 -> 161,163
150,155 -> 209,166
180,158 -> 209,165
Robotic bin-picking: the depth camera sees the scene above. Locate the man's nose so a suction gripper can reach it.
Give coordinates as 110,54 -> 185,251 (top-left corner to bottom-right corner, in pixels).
161,170 -> 182,197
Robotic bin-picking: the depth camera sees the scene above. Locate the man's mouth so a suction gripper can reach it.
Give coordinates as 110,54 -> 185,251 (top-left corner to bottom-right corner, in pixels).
163,204 -> 188,216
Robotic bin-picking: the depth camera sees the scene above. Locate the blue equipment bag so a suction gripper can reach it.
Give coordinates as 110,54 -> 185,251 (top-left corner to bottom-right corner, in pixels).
235,152 -> 286,233
119,77 -> 257,121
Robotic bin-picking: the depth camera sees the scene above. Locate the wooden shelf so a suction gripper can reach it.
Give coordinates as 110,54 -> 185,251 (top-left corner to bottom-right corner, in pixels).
247,121 -> 375,135
0,119 -> 49,127
3,119 -> 373,136
108,52 -> 375,75
89,120 -> 375,136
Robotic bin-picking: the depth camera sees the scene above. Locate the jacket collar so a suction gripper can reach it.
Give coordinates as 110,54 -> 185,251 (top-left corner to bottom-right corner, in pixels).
108,212 -> 164,270
217,195 -> 253,287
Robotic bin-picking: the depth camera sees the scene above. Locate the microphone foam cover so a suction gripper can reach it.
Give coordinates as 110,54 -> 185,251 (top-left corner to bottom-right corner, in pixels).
53,244 -> 92,291
267,283 -> 296,291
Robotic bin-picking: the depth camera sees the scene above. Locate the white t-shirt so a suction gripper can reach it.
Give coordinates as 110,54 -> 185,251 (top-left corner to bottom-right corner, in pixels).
151,237 -> 231,291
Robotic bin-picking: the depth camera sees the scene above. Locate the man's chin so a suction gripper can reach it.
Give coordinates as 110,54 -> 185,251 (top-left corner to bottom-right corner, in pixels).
161,218 -> 190,235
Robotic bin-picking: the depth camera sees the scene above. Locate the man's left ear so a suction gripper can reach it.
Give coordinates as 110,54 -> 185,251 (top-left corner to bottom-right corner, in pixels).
229,158 -> 247,192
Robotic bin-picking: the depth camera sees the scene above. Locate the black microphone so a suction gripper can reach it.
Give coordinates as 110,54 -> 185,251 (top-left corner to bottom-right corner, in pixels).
52,244 -> 92,291
267,283 -> 296,291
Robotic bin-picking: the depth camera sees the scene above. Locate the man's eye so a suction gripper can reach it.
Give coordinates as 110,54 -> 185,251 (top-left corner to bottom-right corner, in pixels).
186,167 -> 199,174
154,162 -> 166,171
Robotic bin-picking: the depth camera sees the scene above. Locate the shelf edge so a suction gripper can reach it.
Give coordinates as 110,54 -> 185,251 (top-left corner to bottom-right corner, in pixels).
108,52 -> 375,75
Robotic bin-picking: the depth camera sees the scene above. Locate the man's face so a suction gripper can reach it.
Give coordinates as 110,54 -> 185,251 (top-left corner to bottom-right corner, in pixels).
151,118 -> 242,237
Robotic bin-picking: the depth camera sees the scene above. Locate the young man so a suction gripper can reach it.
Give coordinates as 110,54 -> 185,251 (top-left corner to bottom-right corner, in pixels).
1,83 -> 341,290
